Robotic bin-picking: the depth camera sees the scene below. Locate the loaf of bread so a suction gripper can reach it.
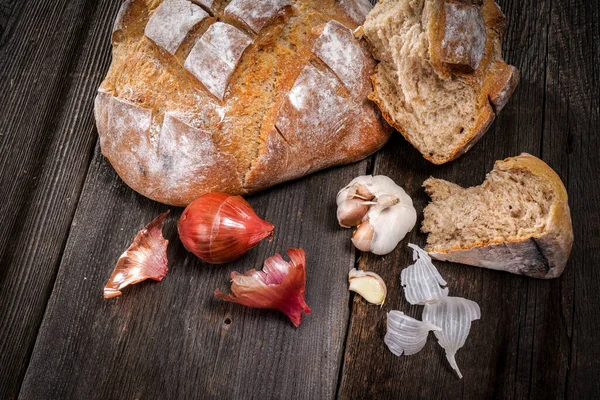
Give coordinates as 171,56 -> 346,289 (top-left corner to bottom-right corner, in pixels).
422,154 -> 573,279
363,0 -> 519,164
95,0 -> 390,206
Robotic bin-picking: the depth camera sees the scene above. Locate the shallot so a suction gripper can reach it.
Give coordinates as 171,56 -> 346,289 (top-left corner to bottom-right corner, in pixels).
178,193 -> 274,264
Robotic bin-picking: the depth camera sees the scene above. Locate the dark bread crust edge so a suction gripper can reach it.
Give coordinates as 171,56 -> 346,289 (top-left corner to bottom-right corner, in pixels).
423,153 -> 574,279
367,0 -> 519,165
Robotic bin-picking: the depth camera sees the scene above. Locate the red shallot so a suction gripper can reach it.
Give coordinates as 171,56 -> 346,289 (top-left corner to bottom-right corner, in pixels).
178,193 -> 274,264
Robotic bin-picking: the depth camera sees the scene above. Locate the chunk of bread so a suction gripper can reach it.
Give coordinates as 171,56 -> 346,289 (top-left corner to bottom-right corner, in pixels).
422,154 -> 573,279
95,0 -> 390,206
363,0 -> 519,164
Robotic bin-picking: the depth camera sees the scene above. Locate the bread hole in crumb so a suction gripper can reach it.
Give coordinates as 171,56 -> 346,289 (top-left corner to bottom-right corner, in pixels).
459,127 -> 464,134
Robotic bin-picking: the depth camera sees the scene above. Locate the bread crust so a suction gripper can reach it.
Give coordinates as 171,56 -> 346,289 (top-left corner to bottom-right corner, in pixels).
96,0 -> 389,206
424,153 -> 574,279
366,0 -> 519,165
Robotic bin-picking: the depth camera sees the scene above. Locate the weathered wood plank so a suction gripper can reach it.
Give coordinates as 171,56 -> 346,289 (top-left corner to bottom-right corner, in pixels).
336,0 -> 584,398
19,141 -> 363,399
541,0 -> 600,398
0,0 -> 122,398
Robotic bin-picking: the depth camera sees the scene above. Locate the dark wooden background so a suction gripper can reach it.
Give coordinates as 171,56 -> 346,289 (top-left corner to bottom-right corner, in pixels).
1,0 -> 598,399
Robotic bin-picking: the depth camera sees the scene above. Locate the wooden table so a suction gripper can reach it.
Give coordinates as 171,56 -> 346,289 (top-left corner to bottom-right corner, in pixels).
1,0 -> 598,398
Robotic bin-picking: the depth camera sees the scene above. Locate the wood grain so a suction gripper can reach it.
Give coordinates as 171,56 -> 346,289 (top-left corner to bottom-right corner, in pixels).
19,143 -> 364,399
0,0 -> 120,398
337,0 -> 600,398
1,0 -> 599,398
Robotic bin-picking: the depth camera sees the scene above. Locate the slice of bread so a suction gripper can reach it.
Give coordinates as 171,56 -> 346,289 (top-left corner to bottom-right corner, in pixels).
363,0 -> 519,164
422,154 -> 573,279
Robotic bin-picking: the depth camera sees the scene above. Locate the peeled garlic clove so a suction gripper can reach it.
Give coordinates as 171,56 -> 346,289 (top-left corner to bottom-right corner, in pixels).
401,244 -> 449,305
348,268 -> 387,305
352,221 -> 374,252
384,311 -> 441,356
337,198 -> 371,228
422,296 -> 481,379
178,193 -> 274,264
104,211 -> 170,299
214,248 -> 311,327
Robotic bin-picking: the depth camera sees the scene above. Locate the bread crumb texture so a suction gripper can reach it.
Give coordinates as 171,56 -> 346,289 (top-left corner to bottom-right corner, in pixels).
422,154 -> 574,279
363,0 -> 519,164
95,0 -> 390,206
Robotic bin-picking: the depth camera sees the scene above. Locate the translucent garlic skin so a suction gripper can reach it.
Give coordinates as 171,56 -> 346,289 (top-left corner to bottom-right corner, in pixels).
385,311 -> 441,356
401,244 -> 449,305
336,175 -> 417,255
422,297 -> 481,379
214,248 -> 311,327
104,211 -> 170,299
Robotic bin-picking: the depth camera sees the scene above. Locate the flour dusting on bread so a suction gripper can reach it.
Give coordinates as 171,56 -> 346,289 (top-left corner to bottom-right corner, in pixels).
312,21 -> 370,97
96,0 -> 390,206
184,22 -> 252,100
225,0 -> 292,34
145,0 -> 209,55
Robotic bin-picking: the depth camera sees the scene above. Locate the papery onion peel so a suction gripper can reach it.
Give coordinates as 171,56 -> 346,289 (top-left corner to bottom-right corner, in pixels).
214,248 -> 311,327
104,211 -> 170,299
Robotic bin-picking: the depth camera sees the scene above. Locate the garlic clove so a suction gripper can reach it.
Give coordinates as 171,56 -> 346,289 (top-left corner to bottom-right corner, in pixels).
178,193 -> 274,264
337,198 -> 372,228
348,268 -> 387,305
214,248 -> 311,327
353,183 -> 375,201
384,311 -> 441,356
104,211 -> 170,299
401,244 -> 449,305
422,296 -> 481,379
351,221 -> 374,252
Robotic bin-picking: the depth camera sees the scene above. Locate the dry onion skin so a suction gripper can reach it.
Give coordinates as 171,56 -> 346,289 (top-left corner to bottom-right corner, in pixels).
401,244 -> 449,305
214,248 -> 311,327
385,244 -> 481,379
336,175 -> 417,255
104,211 -> 170,299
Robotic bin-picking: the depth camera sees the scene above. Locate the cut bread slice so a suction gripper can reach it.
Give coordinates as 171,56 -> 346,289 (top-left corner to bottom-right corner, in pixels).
363,0 -> 519,164
422,154 -> 573,279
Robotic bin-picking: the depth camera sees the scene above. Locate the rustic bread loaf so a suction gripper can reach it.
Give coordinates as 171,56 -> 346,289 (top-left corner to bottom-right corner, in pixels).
363,0 -> 519,164
422,154 -> 573,279
95,0 -> 390,206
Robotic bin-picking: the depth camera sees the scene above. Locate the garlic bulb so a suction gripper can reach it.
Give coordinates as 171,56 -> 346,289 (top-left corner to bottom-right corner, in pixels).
422,297 -> 481,379
401,244 -> 449,305
348,268 -> 387,305
336,175 -> 417,255
385,311 -> 441,356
